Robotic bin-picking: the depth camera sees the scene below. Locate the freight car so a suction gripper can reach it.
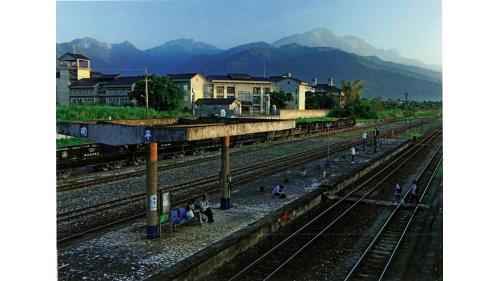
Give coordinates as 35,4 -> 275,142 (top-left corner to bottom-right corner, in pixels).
56,118 -> 355,177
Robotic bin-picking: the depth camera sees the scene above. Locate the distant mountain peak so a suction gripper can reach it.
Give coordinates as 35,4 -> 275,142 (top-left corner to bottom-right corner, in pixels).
273,27 -> 438,72
69,37 -> 112,49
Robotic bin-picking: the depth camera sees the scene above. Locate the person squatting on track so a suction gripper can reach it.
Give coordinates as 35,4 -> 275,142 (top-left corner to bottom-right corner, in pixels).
409,180 -> 418,203
394,183 -> 403,204
350,146 -> 356,163
272,184 -> 286,198
197,194 -> 214,223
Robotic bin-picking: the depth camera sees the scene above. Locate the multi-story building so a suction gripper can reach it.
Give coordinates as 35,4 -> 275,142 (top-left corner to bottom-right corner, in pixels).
206,73 -> 272,115
57,53 -> 143,105
68,74 -> 143,105
166,73 -> 208,111
269,73 -> 308,110
56,53 -> 92,105
310,77 -> 345,109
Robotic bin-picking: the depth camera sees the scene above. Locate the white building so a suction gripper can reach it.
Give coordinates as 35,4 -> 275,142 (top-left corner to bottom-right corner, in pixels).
269,73 -> 308,110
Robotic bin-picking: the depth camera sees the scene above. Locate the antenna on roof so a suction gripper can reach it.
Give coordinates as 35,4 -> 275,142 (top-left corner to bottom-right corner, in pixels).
263,65 -> 266,78
73,45 -> 76,54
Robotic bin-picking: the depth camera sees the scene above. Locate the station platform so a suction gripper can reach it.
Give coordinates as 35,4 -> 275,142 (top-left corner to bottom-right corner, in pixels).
57,139 -> 404,280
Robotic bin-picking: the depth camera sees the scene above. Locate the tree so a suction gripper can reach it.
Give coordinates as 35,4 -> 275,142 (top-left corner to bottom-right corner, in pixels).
129,75 -> 184,111
341,79 -> 363,106
305,91 -> 338,110
270,91 -> 293,109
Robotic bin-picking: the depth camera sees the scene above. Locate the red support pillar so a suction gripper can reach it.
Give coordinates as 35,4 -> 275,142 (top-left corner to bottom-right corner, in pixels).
220,135 -> 231,209
146,142 -> 158,239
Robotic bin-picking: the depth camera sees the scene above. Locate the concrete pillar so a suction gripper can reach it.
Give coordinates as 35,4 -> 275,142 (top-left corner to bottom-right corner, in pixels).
220,135 -> 230,209
146,142 -> 158,239
265,94 -> 271,115
260,86 -> 264,114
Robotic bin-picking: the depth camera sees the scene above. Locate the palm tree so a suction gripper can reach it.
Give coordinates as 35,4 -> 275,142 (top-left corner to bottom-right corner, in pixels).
352,80 -> 364,103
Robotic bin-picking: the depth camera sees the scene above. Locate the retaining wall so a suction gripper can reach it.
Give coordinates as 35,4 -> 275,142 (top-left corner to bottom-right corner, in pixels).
279,109 -> 328,119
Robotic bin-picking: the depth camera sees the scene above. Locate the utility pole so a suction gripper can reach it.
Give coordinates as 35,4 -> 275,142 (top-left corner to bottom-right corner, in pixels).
145,68 -> 149,119
404,91 -> 409,138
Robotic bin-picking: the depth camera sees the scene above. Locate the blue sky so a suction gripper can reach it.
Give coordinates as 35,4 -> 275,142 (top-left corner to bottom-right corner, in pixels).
57,0 -> 442,65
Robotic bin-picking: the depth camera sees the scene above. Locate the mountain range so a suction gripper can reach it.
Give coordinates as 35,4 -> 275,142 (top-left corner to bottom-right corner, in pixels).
56,28 -> 442,101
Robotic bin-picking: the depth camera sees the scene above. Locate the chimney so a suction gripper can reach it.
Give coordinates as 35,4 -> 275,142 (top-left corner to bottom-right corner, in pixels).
328,77 -> 335,87
312,78 -> 318,86
283,72 -> 292,78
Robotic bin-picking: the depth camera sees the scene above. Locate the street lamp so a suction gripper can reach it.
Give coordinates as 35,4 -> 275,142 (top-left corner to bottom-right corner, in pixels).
404,91 -> 409,138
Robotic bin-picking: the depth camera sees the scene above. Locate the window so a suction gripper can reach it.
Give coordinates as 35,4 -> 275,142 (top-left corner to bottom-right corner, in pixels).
253,106 -> 261,113
216,86 -> 224,98
227,87 -> 235,97
238,92 -> 251,101
204,85 -> 213,98
183,84 -> 189,91
253,95 -> 261,104
264,88 -> 270,94
253,87 -> 261,95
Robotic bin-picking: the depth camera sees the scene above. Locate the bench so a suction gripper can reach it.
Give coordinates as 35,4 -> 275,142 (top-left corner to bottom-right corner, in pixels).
168,207 -> 202,232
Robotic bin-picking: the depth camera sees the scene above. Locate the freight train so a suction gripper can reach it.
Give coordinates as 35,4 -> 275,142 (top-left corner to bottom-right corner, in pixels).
56,118 -> 356,177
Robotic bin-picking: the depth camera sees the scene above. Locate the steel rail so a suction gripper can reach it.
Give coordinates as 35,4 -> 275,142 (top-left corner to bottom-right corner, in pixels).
56,119 -> 361,186
58,123 -> 440,244
57,117 -> 435,192
227,127 -> 441,281
377,155 -> 442,281
260,133 -> 442,281
57,120 -> 422,222
57,130 -> 372,222
342,146 -> 442,281
57,126 -> 439,246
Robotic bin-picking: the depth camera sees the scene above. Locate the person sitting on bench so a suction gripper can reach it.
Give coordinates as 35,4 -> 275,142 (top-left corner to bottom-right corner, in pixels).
198,194 -> 214,223
186,199 -> 196,220
272,184 -> 286,198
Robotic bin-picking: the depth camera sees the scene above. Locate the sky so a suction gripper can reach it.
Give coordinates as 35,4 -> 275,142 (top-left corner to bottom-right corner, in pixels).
57,0 -> 442,65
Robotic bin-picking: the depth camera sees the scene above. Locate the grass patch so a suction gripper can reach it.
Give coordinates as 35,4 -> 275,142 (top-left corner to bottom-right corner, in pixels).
422,163 -> 443,206
56,105 -> 189,123
295,117 -> 340,124
57,137 -> 94,148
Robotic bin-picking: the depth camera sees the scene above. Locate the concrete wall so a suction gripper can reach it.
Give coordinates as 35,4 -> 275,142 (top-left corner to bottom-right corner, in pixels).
150,141 -> 411,281
56,119 -> 295,145
278,109 -> 328,119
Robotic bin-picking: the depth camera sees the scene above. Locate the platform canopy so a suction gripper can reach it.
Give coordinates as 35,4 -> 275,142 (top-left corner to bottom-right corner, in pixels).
57,117 -> 296,146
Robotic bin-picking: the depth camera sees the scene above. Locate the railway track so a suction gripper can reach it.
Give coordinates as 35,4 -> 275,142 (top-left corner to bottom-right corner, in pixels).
222,127 -> 442,281
56,120 -> 358,186
57,122 -> 431,245
343,147 -> 442,281
56,117 -> 434,192
57,122 -> 417,222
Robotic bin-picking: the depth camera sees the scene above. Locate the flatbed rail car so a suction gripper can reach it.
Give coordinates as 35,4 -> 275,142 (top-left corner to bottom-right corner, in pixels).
56,117 -> 356,176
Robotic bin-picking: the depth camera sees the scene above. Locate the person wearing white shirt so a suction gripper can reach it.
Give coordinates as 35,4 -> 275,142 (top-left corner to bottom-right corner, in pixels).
197,194 -> 214,223
350,146 -> 356,163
